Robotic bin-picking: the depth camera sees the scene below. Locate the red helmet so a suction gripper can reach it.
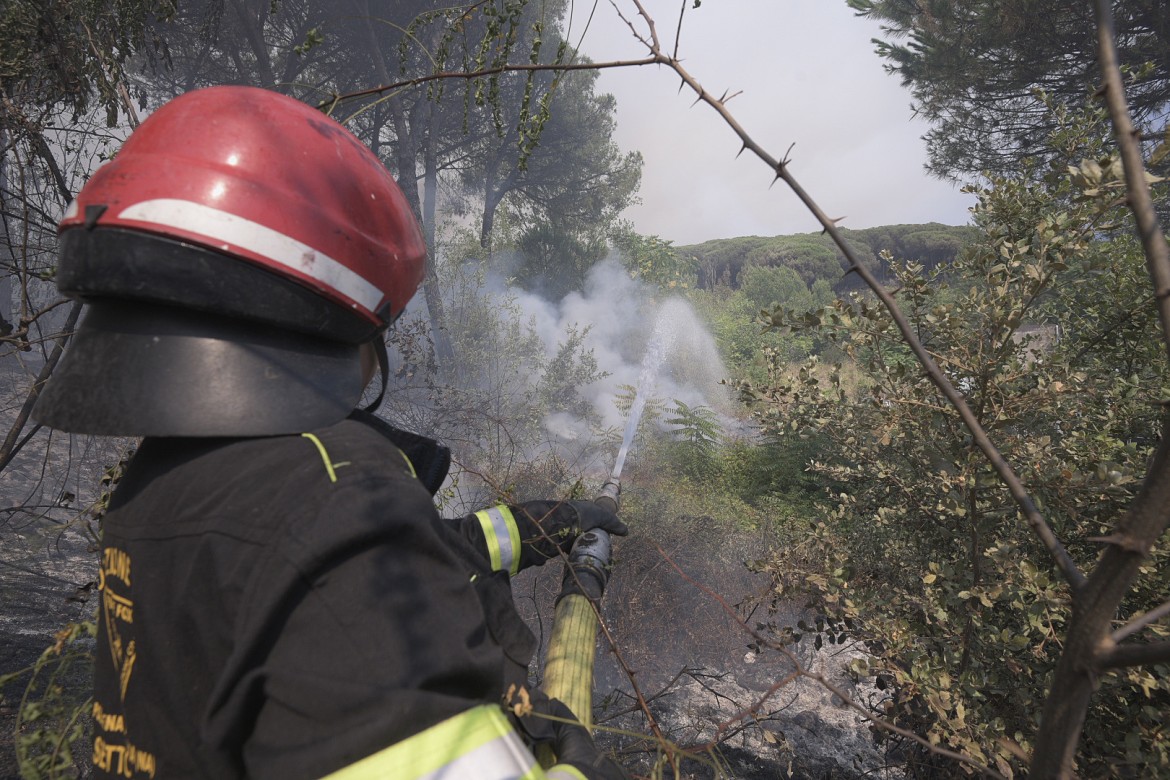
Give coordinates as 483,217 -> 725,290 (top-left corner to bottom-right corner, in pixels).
34,86 -> 427,436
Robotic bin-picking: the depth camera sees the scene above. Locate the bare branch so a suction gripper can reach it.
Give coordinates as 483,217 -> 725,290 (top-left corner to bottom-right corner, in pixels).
1092,0 -> 1170,363
627,0 -> 662,53
1029,4 -> 1170,774
1113,598 -> 1170,643
1097,640 -> 1170,670
0,301 -> 82,473
320,55 -> 661,111
672,0 -> 686,61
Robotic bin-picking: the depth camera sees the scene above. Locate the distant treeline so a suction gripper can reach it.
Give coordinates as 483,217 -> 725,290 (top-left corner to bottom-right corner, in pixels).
677,222 -> 978,292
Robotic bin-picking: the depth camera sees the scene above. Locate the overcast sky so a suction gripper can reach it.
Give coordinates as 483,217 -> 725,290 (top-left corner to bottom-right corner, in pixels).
568,0 -> 977,247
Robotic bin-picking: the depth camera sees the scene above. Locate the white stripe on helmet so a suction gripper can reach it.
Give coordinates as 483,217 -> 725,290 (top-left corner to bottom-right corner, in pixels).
118,198 -> 383,314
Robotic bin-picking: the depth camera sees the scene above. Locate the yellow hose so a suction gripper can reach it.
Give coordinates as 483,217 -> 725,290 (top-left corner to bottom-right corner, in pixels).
538,484 -> 618,768
542,593 -> 599,729
537,592 -> 599,768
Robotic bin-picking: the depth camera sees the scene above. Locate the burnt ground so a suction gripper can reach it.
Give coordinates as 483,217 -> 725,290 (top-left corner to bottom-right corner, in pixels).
512,510 -> 903,779
0,349 -> 892,778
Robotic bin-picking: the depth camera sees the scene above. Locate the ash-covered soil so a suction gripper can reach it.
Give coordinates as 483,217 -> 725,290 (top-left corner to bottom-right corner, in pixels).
513,510 -> 905,779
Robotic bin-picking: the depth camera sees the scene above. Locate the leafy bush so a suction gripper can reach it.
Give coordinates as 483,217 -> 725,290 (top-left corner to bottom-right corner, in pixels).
2,622 -> 95,780
745,108 -> 1170,776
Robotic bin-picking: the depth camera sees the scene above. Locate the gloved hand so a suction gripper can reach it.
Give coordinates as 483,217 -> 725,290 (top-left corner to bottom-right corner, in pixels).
513,692 -> 628,780
512,500 -> 628,569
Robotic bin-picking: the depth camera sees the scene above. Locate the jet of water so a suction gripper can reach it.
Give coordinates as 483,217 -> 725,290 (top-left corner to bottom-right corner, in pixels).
610,307 -> 678,481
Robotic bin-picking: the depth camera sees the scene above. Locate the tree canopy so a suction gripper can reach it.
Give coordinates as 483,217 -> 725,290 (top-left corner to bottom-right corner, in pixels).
0,0 -> 173,126
681,223 -> 977,292
849,0 -> 1170,179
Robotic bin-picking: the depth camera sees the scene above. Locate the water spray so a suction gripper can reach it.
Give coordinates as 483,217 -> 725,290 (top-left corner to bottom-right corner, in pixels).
610,316 -> 677,482
540,306 -> 679,756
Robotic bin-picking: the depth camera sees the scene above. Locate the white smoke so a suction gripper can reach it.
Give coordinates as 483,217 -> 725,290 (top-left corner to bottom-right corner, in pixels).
387,254 -> 730,506
510,257 -> 730,439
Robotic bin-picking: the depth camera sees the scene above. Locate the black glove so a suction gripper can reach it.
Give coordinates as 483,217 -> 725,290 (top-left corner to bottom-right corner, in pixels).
514,693 -> 628,780
512,500 -> 628,569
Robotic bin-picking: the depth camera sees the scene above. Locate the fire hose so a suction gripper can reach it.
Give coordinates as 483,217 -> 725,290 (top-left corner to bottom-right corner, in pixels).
537,478 -> 621,766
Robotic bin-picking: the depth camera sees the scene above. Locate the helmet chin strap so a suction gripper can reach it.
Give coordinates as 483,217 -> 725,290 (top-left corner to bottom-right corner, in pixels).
361,337 -> 390,414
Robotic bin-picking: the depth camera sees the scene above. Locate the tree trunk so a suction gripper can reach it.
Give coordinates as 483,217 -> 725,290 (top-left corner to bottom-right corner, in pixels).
228,0 -> 277,88
0,129 -> 15,337
479,145 -> 515,253
357,4 -> 454,374
419,102 -> 455,374
1030,424 -> 1170,776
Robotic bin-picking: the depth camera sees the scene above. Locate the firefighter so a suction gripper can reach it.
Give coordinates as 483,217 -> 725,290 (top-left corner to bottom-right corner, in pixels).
34,86 -> 627,780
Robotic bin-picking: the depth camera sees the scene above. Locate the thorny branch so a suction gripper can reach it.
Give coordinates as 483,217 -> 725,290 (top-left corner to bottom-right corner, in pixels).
315,56 -> 660,113
1093,3 -> 1170,359
321,0 -> 1087,590
631,0 -> 1088,592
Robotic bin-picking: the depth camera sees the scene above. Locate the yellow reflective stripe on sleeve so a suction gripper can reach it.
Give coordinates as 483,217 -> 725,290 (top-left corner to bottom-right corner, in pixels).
546,766 -> 589,780
319,704 -> 542,780
301,433 -> 338,483
474,505 -> 521,576
474,509 -> 503,571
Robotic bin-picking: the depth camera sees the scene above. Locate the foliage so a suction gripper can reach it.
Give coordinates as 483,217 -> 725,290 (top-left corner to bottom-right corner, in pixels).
382,230 -> 610,509
609,223 -> 696,291
1,621 -> 96,780
537,324 -> 604,424
663,400 -> 721,480
512,220 -> 608,300
681,223 -> 976,293
849,0 -> 1170,180
746,108 -> 1170,776
0,0 -> 173,126
689,271 -> 835,385
471,64 -> 643,257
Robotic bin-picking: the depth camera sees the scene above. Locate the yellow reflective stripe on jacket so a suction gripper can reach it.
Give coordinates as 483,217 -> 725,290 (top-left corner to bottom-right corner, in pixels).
301,433 -> 339,483
301,433 -> 416,484
319,704 -> 541,780
546,765 -> 589,780
473,505 -> 522,576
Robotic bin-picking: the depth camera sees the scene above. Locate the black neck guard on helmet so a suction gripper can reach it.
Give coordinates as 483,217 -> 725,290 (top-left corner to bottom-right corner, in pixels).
34,300 -> 364,437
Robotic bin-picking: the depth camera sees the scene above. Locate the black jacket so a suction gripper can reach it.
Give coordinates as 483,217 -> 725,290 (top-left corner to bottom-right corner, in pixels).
92,412 -> 535,779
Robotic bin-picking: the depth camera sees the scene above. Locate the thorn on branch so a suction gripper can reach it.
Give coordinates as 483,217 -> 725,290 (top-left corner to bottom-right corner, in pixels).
820,216 -> 847,235
736,143 -> 747,159
781,142 -> 795,166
